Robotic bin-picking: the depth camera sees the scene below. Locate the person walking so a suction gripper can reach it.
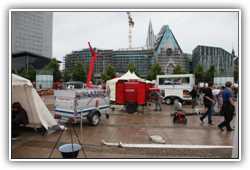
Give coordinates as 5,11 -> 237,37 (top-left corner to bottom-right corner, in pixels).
200,82 -> 215,125
150,91 -> 163,111
218,81 -> 235,131
217,86 -> 225,114
190,85 -> 198,113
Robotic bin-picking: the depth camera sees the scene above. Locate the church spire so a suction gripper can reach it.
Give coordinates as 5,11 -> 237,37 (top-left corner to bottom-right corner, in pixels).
232,48 -> 235,57
146,19 -> 155,49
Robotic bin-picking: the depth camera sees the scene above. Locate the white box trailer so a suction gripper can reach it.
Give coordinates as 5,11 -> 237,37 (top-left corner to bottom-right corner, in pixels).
156,74 -> 195,104
54,88 -> 110,126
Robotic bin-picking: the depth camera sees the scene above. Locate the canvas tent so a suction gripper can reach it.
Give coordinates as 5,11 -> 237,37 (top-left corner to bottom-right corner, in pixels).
106,71 -> 153,101
12,74 -> 57,130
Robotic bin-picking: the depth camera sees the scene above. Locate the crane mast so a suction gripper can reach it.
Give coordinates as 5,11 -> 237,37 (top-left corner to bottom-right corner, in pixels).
126,12 -> 134,49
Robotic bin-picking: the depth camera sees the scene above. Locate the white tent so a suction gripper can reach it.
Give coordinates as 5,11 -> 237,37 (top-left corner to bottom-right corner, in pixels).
106,71 -> 152,101
12,74 -> 57,130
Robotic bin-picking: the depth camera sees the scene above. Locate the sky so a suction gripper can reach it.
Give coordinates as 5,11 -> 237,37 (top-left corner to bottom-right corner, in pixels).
53,11 -> 239,62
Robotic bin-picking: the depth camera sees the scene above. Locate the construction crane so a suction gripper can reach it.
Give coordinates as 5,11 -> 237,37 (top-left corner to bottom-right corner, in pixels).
126,12 -> 134,49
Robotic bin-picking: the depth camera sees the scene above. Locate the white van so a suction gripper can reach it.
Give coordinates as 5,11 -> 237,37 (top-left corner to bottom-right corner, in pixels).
156,74 -> 195,104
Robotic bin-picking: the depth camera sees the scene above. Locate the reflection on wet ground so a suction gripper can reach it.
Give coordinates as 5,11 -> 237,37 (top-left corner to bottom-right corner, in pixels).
11,96 -> 236,159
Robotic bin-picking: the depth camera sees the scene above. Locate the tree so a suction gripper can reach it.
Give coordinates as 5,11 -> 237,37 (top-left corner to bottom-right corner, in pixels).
147,63 -> 164,81
173,64 -> 185,74
194,64 -> 204,83
205,66 -> 216,83
17,67 -> 36,81
72,62 -> 86,82
128,63 -> 136,73
43,58 -> 61,81
62,69 -> 72,82
101,64 -> 116,82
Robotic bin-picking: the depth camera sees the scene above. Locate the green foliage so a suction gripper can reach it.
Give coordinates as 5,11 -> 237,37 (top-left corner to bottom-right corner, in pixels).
101,64 -> 116,82
194,64 -> 204,83
62,69 -> 72,82
147,63 -> 164,81
43,58 -> 61,81
72,62 -> 86,82
206,65 -> 216,83
17,67 -> 36,81
128,63 -> 136,73
173,64 -> 185,74
194,65 -> 217,83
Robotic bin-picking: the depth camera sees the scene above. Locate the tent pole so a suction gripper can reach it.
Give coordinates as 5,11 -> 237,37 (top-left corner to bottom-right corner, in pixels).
80,112 -> 82,142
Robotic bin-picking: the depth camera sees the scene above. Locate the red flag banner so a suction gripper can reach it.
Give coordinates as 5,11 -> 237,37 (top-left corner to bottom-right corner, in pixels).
86,42 -> 97,88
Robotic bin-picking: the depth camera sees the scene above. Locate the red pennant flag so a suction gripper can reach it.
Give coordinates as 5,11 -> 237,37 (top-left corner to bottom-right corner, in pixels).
86,42 -> 97,88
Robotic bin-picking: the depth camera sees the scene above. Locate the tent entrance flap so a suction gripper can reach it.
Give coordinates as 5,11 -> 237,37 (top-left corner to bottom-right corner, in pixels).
12,74 -> 57,129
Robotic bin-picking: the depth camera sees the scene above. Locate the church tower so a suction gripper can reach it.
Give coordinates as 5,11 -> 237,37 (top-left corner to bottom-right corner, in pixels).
232,48 -> 235,57
154,25 -> 188,74
146,20 -> 156,49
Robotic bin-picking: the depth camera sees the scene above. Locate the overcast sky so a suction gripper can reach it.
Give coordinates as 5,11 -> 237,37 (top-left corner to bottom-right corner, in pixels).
53,11 -> 239,62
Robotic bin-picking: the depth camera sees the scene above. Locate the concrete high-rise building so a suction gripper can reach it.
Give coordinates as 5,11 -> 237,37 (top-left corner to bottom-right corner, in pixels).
11,11 -> 53,58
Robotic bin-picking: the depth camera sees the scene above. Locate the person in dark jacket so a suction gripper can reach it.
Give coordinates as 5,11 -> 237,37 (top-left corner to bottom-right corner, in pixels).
190,85 -> 198,109
200,82 -> 215,125
150,91 -> 163,111
218,81 -> 235,131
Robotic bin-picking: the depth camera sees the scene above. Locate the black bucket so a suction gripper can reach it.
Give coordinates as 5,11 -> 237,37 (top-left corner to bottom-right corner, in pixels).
58,144 -> 81,158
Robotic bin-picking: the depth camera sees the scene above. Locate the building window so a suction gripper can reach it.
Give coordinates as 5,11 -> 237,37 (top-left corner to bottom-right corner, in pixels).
201,46 -> 204,55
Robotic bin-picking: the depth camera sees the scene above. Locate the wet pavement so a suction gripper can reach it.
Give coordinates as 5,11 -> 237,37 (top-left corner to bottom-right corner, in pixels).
11,96 -> 236,159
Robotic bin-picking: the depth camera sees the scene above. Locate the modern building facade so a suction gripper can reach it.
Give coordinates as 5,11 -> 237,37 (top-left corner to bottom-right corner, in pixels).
12,11 -> 53,58
64,48 -> 154,79
12,52 -> 52,72
154,25 -> 189,74
64,48 -> 113,79
11,11 -> 53,72
112,49 -> 154,77
192,45 -> 234,77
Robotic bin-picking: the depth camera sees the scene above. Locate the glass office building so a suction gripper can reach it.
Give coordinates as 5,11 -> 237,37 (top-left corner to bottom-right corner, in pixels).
112,49 -> 154,77
192,45 -> 234,77
64,48 -> 154,79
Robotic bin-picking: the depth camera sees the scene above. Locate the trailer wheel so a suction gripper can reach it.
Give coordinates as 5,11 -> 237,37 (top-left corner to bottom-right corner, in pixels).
165,98 -> 172,105
87,111 -> 101,126
174,98 -> 182,104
